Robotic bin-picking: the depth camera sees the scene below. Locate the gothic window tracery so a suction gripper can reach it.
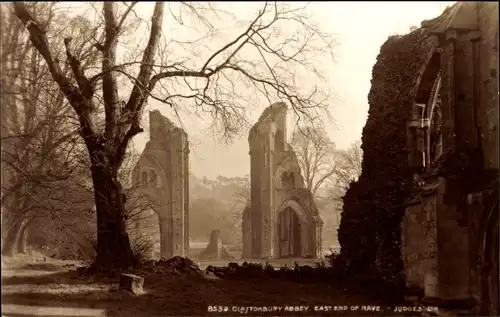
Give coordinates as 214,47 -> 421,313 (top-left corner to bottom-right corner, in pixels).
427,73 -> 443,166
141,171 -> 148,187
150,170 -> 159,188
139,169 -> 161,188
429,103 -> 443,164
281,172 -> 295,189
150,119 -> 161,138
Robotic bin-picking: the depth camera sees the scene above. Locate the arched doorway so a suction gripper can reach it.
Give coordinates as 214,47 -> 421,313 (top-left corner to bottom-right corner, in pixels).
278,207 -> 301,258
480,196 -> 499,316
274,199 -> 310,258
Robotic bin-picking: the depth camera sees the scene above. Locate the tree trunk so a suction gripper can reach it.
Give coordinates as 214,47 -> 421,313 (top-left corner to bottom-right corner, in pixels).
16,219 -> 30,254
90,163 -> 137,271
2,218 -> 24,256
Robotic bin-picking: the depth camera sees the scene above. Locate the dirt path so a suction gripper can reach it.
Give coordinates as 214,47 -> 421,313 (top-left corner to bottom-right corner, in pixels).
1,256 -> 107,316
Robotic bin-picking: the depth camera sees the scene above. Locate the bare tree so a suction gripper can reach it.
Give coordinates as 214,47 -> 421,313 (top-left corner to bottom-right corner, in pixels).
229,176 -> 250,208
326,139 -> 363,224
291,125 -> 337,198
229,176 -> 250,229
1,3 -> 94,256
334,140 -> 363,192
13,1 -> 335,270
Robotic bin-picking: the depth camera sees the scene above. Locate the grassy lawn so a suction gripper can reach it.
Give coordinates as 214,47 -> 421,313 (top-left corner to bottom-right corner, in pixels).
1,255 -> 409,316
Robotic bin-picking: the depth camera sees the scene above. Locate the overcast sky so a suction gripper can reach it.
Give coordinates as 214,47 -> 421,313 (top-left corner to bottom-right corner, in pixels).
69,1 -> 454,180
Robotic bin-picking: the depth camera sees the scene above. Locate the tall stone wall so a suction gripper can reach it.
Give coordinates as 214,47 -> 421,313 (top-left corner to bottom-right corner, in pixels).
470,6 -> 498,313
338,29 -> 436,276
244,102 -> 322,259
247,102 -> 287,258
477,3 -> 499,171
131,110 -> 190,259
383,2 -> 498,314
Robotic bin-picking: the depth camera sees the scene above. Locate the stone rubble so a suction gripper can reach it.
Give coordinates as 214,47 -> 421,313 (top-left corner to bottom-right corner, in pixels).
155,256 -> 203,275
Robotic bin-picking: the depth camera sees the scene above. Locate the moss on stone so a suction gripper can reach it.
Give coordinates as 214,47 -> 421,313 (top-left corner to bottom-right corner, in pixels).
338,27 -> 439,279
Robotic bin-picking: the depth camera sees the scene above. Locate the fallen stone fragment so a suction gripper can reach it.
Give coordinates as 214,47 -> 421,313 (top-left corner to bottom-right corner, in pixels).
227,262 -> 239,275
205,265 -> 227,278
119,273 -> 144,295
204,270 -> 221,280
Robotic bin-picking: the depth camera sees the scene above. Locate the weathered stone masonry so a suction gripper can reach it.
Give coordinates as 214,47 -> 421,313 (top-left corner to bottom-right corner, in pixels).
340,3 -> 497,315
338,25 -> 434,277
402,3 -> 498,315
242,102 -> 322,259
131,110 -> 190,258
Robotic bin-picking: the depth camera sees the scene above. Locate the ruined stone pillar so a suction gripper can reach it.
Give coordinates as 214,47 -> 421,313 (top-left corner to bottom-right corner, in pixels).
248,102 -> 320,260
407,103 -> 426,170
440,30 -> 457,153
242,206 -> 252,258
159,217 -> 171,259
249,146 -> 263,258
183,143 -> 190,256
422,190 -> 439,297
169,129 -> 188,257
316,221 -> 323,258
261,139 -> 273,258
133,110 -> 190,260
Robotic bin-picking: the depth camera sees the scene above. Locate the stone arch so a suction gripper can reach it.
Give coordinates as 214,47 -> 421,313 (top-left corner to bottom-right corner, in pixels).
273,163 -> 287,190
273,157 -> 299,189
409,48 -> 442,170
415,49 -> 441,105
274,199 -> 309,258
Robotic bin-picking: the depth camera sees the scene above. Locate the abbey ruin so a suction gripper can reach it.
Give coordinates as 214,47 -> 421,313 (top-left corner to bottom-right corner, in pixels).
402,3 -> 498,314
340,2 -> 498,315
132,110 -> 190,259
133,104 -> 322,261
243,102 -> 323,259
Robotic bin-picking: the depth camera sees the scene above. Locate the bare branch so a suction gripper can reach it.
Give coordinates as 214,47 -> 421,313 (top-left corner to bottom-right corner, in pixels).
102,2 -> 120,142
117,1 -> 139,32
63,37 -> 94,99
200,2 -> 268,72
291,125 -> 336,198
12,2 -> 98,141
117,2 -> 165,165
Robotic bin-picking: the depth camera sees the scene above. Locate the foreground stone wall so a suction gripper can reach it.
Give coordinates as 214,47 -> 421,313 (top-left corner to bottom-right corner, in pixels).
401,2 -> 498,314
339,28 -> 436,276
343,3 -> 498,314
477,3 -> 499,171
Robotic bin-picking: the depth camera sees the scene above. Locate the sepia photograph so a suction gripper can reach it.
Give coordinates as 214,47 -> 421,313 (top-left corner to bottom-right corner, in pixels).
1,1 -> 498,316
